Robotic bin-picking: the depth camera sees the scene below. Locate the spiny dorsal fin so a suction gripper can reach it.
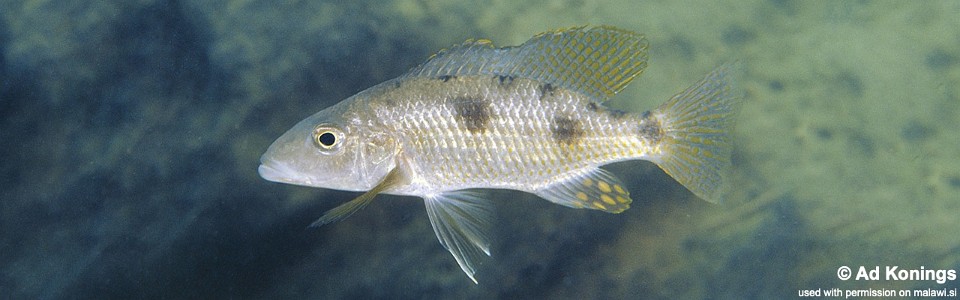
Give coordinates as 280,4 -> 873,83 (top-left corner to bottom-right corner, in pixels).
404,25 -> 649,101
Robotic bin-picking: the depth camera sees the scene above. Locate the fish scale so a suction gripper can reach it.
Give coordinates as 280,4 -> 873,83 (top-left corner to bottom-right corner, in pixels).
375,76 -> 647,193
258,25 -> 741,283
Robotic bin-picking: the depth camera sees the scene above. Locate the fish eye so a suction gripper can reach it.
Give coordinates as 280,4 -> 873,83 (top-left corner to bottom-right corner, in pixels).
318,132 -> 336,146
312,125 -> 343,151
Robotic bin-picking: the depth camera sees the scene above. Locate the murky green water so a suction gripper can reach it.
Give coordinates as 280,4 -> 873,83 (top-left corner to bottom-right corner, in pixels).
2,1 -> 958,298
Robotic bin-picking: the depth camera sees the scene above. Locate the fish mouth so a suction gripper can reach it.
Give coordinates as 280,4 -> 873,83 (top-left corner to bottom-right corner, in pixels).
258,160 -> 299,184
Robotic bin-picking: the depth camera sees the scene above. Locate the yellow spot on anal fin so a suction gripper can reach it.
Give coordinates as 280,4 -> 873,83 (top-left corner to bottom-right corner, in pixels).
534,168 -> 634,214
576,192 -> 589,201
600,194 -> 616,205
592,202 -> 607,210
597,181 -> 612,193
613,184 -> 626,194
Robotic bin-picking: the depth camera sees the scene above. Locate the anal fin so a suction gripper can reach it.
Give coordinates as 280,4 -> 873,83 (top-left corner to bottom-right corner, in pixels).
535,168 -> 632,213
424,190 -> 494,284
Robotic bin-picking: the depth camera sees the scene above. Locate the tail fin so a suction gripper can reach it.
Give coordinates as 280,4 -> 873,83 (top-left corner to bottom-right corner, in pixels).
650,63 -> 741,203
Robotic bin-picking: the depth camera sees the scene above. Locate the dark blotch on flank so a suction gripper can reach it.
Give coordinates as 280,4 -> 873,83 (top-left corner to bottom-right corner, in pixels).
497,75 -> 515,86
452,96 -> 491,134
539,83 -> 557,100
638,111 -> 663,144
437,75 -> 456,82
552,115 -> 584,145
586,102 -> 600,112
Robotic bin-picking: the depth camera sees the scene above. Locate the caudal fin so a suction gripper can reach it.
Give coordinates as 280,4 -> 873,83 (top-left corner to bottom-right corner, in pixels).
650,63 -> 741,203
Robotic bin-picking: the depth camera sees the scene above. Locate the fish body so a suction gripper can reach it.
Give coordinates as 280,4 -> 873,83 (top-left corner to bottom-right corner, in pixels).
349,75 -> 656,200
258,26 -> 740,282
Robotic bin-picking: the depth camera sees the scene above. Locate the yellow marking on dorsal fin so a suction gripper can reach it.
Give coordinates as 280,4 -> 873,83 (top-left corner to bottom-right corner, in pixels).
404,25 -> 649,101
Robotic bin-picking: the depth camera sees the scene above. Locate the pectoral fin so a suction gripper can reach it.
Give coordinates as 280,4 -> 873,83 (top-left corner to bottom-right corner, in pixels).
535,168 -> 632,213
424,190 -> 494,284
309,167 -> 404,227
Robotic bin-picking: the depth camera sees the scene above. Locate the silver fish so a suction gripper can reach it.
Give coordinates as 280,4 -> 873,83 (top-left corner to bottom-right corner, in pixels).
258,25 -> 740,283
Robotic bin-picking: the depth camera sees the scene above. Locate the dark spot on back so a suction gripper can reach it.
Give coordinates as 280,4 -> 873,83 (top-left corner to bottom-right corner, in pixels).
638,111 -> 663,144
607,109 -> 627,119
539,83 -> 556,100
585,102 -> 626,119
393,81 -> 401,89
551,115 -> 584,146
437,75 -> 456,82
586,102 -> 600,112
451,96 -> 491,134
496,75 -> 515,86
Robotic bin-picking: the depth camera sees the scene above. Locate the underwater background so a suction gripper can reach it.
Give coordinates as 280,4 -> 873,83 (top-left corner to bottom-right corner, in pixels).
2,0 -> 959,298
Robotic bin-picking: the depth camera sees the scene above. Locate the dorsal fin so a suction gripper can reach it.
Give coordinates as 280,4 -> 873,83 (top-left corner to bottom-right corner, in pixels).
404,25 -> 649,101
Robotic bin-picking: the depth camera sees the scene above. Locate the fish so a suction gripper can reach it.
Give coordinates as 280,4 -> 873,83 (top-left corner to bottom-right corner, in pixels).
258,25 -> 741,283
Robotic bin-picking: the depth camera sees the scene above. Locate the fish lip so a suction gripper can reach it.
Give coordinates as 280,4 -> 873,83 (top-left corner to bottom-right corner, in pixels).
258,160 -> 296,183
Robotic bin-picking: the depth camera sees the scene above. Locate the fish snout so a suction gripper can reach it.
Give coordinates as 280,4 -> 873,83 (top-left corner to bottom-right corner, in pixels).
258,160 -> 298,183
